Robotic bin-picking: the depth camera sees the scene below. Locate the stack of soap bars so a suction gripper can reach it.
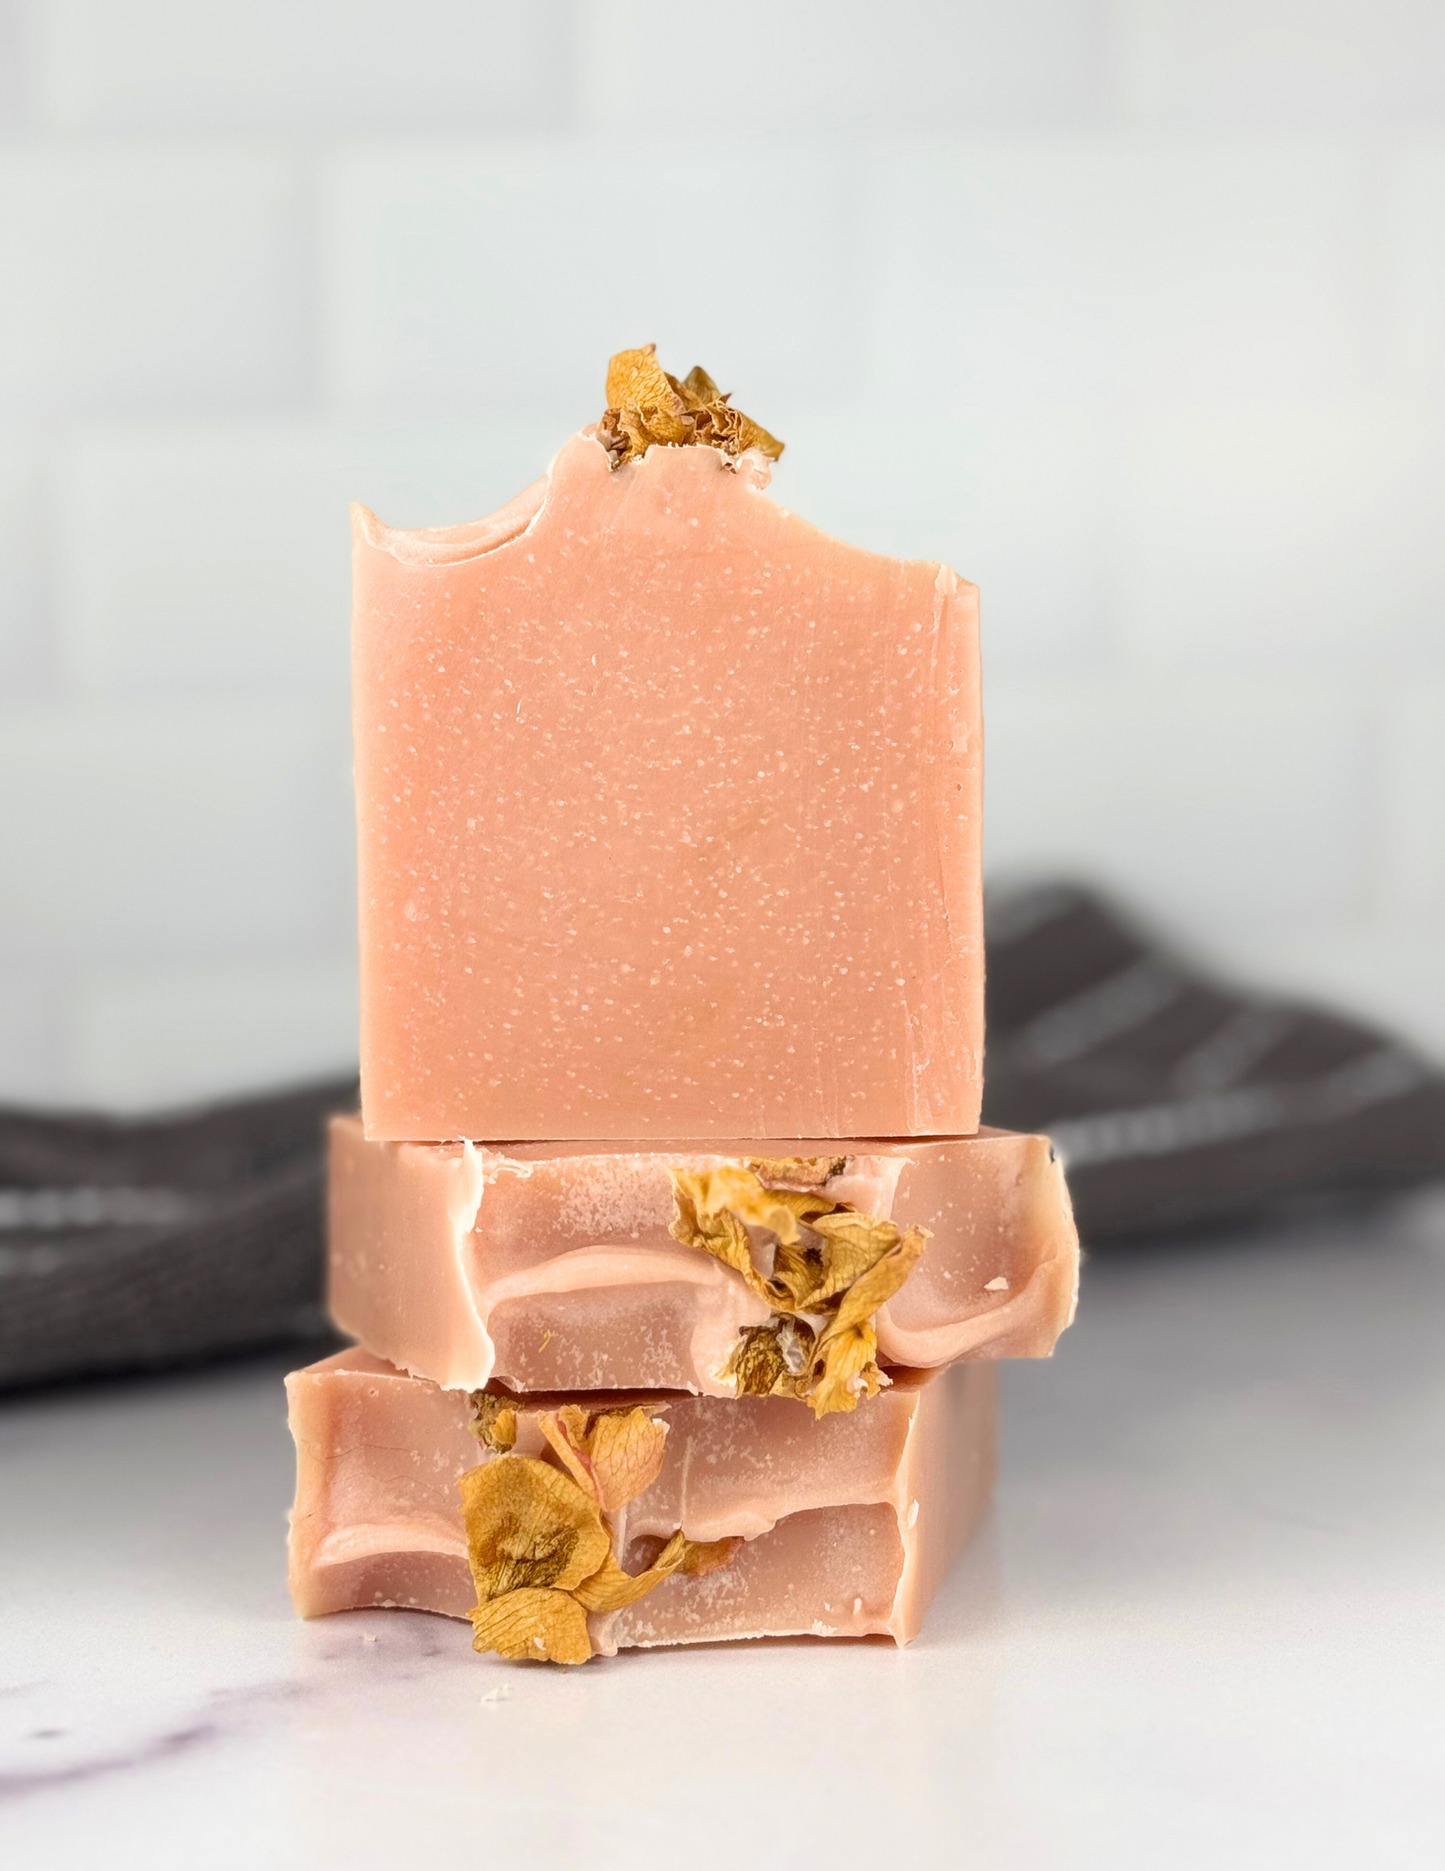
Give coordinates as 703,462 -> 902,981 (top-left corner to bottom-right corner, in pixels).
286,350 -> 1080,1663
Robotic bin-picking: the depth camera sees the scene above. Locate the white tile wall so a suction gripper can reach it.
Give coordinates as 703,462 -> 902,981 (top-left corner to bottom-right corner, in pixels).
36,1 -> 574,134
1116,400 -> 1445,675
576,2 -> 1113,133
1121,1 -> 1445,129
54,424 -> 352,698
1381,685 -> 1445,919
0,970 -> 67,1103
1383,148 -> 1445,394
0,148 -> 312,418
0,703 -> 352,964
0,434 -> 49,693
983,678 -> 1376,928
73,958 -> 359,1109
322,143 -> 858,424
870,142 -> 1372,417
0,2 -> 30,130
0,1 -> 1441,1106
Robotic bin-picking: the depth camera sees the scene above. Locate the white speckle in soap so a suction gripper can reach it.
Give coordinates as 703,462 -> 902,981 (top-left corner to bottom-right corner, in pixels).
984,1275 -> 1009,1291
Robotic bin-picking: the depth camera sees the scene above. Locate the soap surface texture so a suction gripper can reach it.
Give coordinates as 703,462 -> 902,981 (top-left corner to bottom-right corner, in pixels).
286,1350 -> 993,1652
352,432 -> 982,1141
326,1119 -> 1079,1394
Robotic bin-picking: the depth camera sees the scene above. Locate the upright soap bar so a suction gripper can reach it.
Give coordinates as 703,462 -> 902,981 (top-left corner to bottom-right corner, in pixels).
327,1118 -> 1078,1394
287,1349 -> 994,1652
353,431 -> 982,1141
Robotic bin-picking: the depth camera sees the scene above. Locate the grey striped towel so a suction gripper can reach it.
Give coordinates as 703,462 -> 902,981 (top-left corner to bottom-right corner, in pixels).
983,883 -> 1445,1240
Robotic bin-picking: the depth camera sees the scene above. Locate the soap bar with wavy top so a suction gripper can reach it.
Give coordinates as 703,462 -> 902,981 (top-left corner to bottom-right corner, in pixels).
352,429 -> 982,1142
325,1115 -> 1078,1396
286,1349 -> 994,1653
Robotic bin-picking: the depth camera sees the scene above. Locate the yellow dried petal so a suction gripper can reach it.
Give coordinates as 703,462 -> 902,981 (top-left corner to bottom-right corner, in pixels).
678,364 -> 721,406
571,1528 -> 740,1611
469,1587 -> 593,1665
677,1535 -> 743,1578
704,1164 -> 812,1245
467,1391 -> 517,1453
720,1318 -> 813,1398
460,1454 -> 610,1601
600,346 -> 783,467
766,1237 -> 830,1311
828,1226 -> 929,1337
538,1405 -> 669,1512
669,1169 -> 772,1300
803,1229 -> 926,1416
571,1532 -> 685,1612
804,1211 -> 905,1306
536,1404 -> 596,1497
806,1320 -> 885,1418
746,1155 -> 848,1190
605,344 -> 682,419
728,409 -> 785,461
670,1163 -> 832,1263
677,1164 -> 929,1417
584,1408 -> 670,1512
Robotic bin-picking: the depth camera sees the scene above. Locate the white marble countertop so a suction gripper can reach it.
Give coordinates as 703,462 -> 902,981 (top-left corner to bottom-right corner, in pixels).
4,1195 -> 1444,1870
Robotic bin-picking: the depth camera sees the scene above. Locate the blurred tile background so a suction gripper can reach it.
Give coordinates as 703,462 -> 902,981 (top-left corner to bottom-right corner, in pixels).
0,0 -> 1441,1107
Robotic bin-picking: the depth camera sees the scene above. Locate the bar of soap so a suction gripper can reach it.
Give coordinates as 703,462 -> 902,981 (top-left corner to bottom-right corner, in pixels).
286,1349 -> 993,1652
327,1116 -> 1078,1393
352,431 -> 982,1142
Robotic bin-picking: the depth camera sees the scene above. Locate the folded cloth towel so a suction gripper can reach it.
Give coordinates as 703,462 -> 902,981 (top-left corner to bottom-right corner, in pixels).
982,883 -> 1445,1241
4,886 -> 1442,1388
0,1078 -> 355,1389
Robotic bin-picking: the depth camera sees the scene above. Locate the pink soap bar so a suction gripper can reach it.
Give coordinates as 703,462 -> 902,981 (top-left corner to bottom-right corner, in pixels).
352,431 -> 982,1141
286,1349 -> 993,1652
327,1116 -> 1078,1393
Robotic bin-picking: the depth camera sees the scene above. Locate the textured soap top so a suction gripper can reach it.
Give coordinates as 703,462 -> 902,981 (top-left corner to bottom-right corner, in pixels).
326,1118 -> 1079,1396
286,1350 -> 995,1653
352,430 -> 982,1141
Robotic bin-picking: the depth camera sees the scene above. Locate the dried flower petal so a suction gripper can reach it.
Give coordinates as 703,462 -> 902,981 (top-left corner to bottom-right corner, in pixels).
605,346 -> 690,437
572,1529 -> 743,1611
828,1225 -> 928,1336
804,1211 -> 904,1305
679,364 -> 721,403
460,1454 -> 610,1601
535,1404 -> 595,1496
599,345 -> 783,468
669,1171 -> 771,1298
469,1587 -> 592,1665
669,1165 -> 930,1415
461,1426 -> 722,1666
806,1321 -> 887,1417
677,1535 -> 744,1578
699,1163 -> 828,1246
720,1318 -> 814,1399
765,1237 -> 829,1311
538,1405 -> 669,1513
805,1227 -> 927,1416
746,1155 -> 848,1190
572,1531 -> 687,1612
467,1391 -> 517,1452
585,1408 -> 670,1512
